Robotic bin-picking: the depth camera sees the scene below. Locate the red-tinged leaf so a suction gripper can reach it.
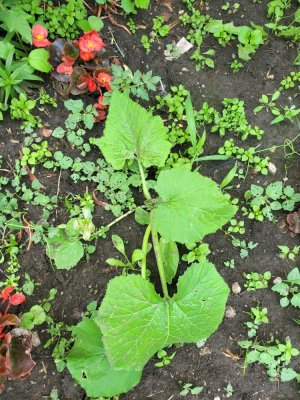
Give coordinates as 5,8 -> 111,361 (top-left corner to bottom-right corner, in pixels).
0,329 -> 36,394
0,314 -> 20,329
64,42 -> 79,60
77,72 -> 97,92
162,12 -> 171,22
0,287 -> 14,303
9,294 -> 26,306
287,209 -> 300,234
69,66 -> 87,95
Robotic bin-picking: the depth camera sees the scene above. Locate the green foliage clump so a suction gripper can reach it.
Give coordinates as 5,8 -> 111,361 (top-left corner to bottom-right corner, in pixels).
272,268 -> 300,308
244,306 -> 269,338
70,157 -> 140,217
21,0 -> 87,39
141,16 -> 170,53
242,182 -> 300,222
244,271 -> 271,291
239,337 -> 299,381
182,242 -> 210,263
10,93 -> 42,130
279,71 -> 300,90
103,65 -> 160,103
218,139 -> 269,175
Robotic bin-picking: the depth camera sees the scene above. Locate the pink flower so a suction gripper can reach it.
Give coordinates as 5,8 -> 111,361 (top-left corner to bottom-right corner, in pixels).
97,73 -> 112,91
32,24 -> 51,48
79,30 -> 106,61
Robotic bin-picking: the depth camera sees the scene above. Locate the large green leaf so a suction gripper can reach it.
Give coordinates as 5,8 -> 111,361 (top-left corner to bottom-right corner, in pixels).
46,229 -> 84,270
153,167 -> 237,243
67,318 -> 141,398
98,262 -> 229,370
159,238 -> 179,284
28,49 -> 52,73
0,9 -> 32,43
93,92 -> 171,169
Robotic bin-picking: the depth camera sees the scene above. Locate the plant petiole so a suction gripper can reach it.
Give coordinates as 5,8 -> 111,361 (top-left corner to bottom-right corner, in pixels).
141,224 -> 151,279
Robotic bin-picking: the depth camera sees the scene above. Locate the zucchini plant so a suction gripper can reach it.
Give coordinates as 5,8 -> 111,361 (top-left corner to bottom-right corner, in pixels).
66,92 -> 237,397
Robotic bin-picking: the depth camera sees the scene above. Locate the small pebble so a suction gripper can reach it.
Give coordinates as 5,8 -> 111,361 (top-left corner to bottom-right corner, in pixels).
31,331 -> 41,347
225,306 -> 236,319
214,397 -> 221,400
268,162 -> 277,175
182,67 -> 189,72
273,277 -> 282,284
232,282 -> 241,294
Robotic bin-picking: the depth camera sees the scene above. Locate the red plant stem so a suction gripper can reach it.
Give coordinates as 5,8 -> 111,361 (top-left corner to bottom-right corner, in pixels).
4,301 -> 10,317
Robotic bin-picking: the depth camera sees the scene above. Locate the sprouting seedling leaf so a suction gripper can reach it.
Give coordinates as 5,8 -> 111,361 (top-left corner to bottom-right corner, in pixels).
153,166 -> 237,243
220,162 -> 237,189
46,229 -> 84,270
159,238 -> 179,284
185,93 -> 197,150
66,318 -> 141,398
112,235 -> 126,256
92,91 -> 172,170
98,262 -> 229,370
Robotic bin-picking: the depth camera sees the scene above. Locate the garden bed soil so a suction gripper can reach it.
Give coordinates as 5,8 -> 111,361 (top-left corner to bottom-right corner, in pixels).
1,0 -> 300,399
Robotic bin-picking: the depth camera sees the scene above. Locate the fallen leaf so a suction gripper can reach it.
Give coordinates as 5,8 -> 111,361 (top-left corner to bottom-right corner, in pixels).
287,209 -> 300,234
40,128 -> 52,137
162,0 -> 173,11
222,349 -> 241,361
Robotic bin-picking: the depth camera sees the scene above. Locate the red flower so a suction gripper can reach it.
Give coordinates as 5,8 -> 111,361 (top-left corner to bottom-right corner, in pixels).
56,56 -> 75,75
79,51 -> 95,62
32,24 -> 51,48
77,73 -> 97,92
79,30 -> 106,53
97,73 -> 113,91
79,30 -> 106,62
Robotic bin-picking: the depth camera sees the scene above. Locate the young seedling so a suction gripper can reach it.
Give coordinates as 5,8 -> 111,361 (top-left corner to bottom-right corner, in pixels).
231,238 -> 258,258
239,337 -> 299,381
182,242 -> 210,263
244,271 -> 271,291
106,234 -> 146,275
154,349 -> 176,367
244,306 -> 269,337
180,383 -> 203,396
278,245 -> 300,261
226,219 -> 245,234
224,259 -> 235,269
243,182 -> 300,222
224,383 -> 234,397
272,267 -> 300,307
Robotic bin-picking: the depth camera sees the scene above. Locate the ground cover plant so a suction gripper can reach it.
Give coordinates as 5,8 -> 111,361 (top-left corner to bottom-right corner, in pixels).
0,0 -> 300,399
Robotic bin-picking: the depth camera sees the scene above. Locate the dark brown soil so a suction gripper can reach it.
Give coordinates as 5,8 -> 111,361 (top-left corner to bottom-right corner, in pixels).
1,0 -> 300,399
